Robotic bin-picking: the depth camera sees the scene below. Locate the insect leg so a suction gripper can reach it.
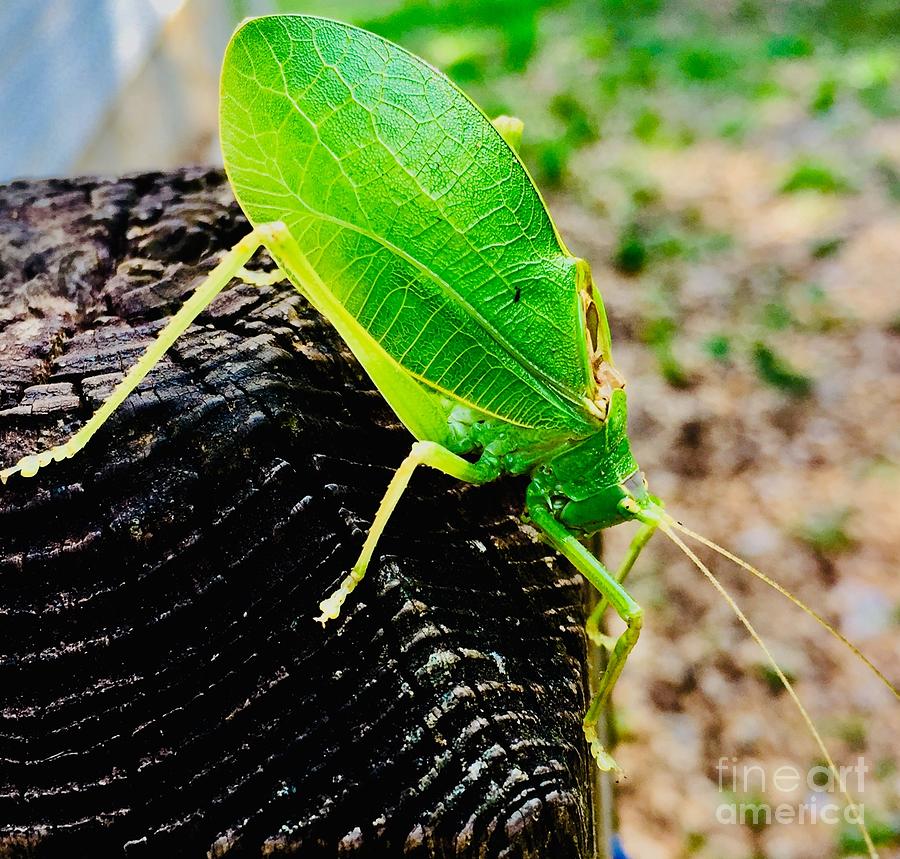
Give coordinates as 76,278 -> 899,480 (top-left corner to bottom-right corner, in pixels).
1,227 -> 276,484
527,501 -> 642,772
235,266 -> 288,287
585,520 -> 657,648
315,441 -> 499,625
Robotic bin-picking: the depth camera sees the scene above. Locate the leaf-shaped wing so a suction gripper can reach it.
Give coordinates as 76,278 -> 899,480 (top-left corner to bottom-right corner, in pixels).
220,15 -> 596,433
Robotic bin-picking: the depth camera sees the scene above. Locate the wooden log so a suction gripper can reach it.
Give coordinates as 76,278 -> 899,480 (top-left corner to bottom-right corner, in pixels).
0,169 -> 595,857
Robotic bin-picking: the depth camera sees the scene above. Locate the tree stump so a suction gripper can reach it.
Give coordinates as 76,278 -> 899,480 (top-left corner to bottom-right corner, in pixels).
0,169 -> 595,857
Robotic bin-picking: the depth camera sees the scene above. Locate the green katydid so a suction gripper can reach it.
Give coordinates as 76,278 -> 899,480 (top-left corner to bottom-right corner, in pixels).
2,15 -> 895,854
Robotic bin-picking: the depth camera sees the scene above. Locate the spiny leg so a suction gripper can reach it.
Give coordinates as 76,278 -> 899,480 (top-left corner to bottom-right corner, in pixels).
527,497 -> 643,772
1,224 -> 288,485
586,520 -> 657,648
315,441 -> 499,624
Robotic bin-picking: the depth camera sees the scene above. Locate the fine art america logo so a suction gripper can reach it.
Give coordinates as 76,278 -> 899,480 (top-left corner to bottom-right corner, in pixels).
716,757 -> 868,826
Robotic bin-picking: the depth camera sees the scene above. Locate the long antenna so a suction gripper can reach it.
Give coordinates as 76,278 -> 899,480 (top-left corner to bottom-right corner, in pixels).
658,520 -> 878,859
666,518 -> 898,699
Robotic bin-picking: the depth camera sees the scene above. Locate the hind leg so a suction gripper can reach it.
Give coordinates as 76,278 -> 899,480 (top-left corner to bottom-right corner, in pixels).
1,225 -> 285,484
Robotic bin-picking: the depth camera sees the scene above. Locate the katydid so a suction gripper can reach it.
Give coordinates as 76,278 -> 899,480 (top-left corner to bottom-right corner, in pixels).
2,15 -> 895,854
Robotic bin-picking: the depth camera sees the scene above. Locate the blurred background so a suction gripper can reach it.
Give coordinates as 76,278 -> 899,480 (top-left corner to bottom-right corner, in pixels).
2,1 -> 898,857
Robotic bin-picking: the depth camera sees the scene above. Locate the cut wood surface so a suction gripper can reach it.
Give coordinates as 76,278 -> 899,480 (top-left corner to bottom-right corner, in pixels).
0,169 -> 594,858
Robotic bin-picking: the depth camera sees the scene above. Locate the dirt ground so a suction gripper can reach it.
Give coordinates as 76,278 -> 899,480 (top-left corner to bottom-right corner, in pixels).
553,138 -> 900,859
547,70 -> 900,859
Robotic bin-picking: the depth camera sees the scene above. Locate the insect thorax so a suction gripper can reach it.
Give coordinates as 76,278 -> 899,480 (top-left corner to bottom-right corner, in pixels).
526,390 -> 648,534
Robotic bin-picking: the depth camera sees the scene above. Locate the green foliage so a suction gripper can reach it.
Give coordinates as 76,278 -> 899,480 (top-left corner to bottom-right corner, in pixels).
766,33 -> 813,59
683,831 -> 707,854
839,814 -> 900,854
810,236 -> 844,259
785,0 -> 900,49
717,116 -> 751,141
704,334 -> 731,362
640,316 -> 692,388
858,80 -> 900,118
780,159 -> 854,194
761,301 -> 793,331
736,792 -> 772,832
539,91 -> 598,184
357,0 -> 552,74
266,0 -> 898,172
632,107 -> 662,142
754,662 -> 797,695
832,716 -> 868,752
810,77 -> 837,113
614,225 -> 649,275
677,44 -> 740,82
254,0 -> 894,197
751,343 -> 813,396
875,758 -> 898,780
549,92 -> 596,146
797,508 -> 855,555
613,218 -> 730,276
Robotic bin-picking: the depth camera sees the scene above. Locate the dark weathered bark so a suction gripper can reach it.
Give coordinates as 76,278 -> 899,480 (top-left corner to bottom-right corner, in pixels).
0,170 -> 594,858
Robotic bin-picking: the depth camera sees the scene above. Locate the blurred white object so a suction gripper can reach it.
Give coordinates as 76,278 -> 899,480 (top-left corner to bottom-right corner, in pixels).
0,0 -> 233,181
0,0 -> 401,182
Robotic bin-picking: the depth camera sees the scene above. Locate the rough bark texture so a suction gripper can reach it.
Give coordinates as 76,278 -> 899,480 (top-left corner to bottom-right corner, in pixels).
0,170 -> 594,858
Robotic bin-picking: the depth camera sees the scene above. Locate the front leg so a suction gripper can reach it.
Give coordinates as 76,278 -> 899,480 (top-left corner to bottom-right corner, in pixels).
526,491 -> 644,772
585,520 -> 657,648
